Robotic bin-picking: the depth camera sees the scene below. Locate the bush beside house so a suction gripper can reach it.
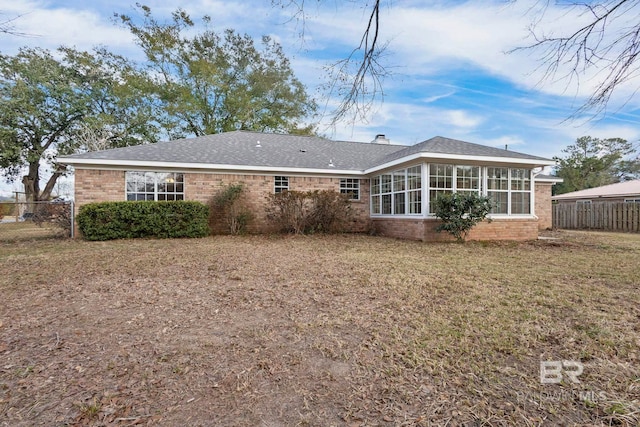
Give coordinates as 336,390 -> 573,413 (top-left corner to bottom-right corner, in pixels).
77,201 -> 209,241
266,190 -> 353,234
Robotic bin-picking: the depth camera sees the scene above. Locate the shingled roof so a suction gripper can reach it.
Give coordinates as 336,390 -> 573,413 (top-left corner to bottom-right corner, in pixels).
552,180 -> 640,200
59,130 -> 554,172
375,136 -> 551,165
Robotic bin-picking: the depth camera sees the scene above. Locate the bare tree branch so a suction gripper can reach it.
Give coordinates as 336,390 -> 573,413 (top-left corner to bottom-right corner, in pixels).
512,0 -> 640,120
273,0 -> 389,126
0,12 -> 31,37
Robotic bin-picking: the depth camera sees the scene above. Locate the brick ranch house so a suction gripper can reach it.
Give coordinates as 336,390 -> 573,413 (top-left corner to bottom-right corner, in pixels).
58,131 -> 560,241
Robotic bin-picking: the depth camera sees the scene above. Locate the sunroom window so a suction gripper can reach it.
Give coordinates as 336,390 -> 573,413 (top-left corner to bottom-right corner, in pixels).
486,167 -> 531,215
510,168 -> 531,214
487,167 -> 508,214
370,165 -> 422,215
126,171 -> 184,201
428,164 -> 481,213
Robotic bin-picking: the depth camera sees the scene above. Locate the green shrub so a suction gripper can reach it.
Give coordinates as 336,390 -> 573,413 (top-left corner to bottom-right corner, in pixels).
432,192 -> 493,242
77,201 -> 209,241
209,183 -> 253,234
266,190 -> 352,234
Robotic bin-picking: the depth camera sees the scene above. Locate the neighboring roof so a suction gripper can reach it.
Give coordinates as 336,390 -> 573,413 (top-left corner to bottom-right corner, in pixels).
58,130 -> 555,174
552,180 -> 640,200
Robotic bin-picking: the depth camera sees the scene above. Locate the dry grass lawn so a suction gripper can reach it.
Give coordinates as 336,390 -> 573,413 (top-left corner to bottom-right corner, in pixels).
0,221 -> 67,242
0,231 -> 639,426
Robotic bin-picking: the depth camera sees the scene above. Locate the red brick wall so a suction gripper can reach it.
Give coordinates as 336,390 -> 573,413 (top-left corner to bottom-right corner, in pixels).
535,182 -> 554,230
372,217 -> 539,241
73,168 -> 549,240
73,169 -> 370,234
75,169 -> 125,206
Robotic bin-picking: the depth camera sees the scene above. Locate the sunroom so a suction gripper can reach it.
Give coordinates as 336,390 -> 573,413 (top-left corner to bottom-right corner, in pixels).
367,161 -> 548,241
370,163 -> 534,217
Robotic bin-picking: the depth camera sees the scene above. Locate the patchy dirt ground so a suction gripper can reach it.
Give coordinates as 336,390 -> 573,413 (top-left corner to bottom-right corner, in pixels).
1,232 -> 639,426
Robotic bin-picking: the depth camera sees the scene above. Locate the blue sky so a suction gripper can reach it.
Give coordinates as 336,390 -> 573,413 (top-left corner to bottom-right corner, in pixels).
2,0 -> 640,196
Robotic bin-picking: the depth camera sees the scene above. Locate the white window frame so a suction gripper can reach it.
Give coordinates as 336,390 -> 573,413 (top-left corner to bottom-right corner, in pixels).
427,164 -> 481,214
370,165 -> 422,216
125,171 -> 185,201
509,168 -> 531,215
623,198 -> 640,204
369,163 -> 534,218
339,178 -> 360,200
576,200 -> 593,205
486,167 -> 509,215
274,176 -> 289,193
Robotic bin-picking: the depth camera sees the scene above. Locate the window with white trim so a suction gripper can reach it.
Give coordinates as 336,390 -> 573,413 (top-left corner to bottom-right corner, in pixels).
576,200 -> 592,205
624,198 -> 640,204
274,176 -> 289,193
339,178 -> 360,200
487,167 -> 508,214
370,165 -> 422,215
510,168 -> 531,214
486,167 -> 531,215
407,166 -> 422,214
126,171 -> 184,201
371,176 -> 381,214
428,164 -> 481,213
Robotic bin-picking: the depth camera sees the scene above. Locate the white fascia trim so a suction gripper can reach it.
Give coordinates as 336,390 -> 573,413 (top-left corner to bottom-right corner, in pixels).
535,177 -> 563,183
56,158 -> 361,176
364,153 -> 555,174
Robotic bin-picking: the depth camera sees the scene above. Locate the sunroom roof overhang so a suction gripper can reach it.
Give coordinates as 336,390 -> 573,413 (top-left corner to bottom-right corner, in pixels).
363,152 -> 556,175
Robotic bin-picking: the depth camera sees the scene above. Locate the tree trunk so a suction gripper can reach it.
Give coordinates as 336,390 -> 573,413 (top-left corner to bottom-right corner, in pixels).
22,161 -> 42,203
40,168 -> 64,201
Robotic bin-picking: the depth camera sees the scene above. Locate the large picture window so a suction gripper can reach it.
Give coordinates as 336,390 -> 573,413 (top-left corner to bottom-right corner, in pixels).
370,165 -> 422,215
126,172 -> 184,201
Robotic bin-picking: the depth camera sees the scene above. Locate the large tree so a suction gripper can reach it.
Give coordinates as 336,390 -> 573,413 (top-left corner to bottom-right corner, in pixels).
553,136 -> 640,194
118,6 -> 317,138
0,47 -> 159,202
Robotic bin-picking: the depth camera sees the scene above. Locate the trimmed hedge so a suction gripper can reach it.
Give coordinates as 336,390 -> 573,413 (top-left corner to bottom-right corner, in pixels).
77,201 -> 210,241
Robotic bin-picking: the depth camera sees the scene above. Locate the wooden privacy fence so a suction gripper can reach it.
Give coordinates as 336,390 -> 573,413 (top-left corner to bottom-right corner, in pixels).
553,202 -> 640,232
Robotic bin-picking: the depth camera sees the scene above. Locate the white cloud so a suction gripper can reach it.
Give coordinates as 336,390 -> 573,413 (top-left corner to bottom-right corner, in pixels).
0,0 -> 134,54
443,110 -> 484,129
422,92 -> 455,103
302,0 -> 640,109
